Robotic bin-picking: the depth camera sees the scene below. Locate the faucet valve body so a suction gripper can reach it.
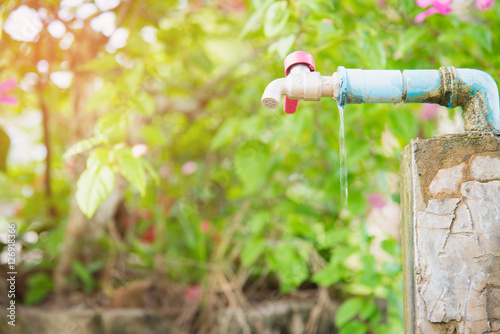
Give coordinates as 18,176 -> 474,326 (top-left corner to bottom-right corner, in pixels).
283,51 -> 316,114
286,70 -> 322,101
261,51 -> 339,114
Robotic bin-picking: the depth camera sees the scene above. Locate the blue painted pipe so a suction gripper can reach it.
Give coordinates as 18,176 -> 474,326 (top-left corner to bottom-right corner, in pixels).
337,66 -> 500,134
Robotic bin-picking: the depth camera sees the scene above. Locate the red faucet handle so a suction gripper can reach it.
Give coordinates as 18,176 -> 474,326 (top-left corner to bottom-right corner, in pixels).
284,51 -> 315,76
283,51 -> 315,114
284,97 -> 299,114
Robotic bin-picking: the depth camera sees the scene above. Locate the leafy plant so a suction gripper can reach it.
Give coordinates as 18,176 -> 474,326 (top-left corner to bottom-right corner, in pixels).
0,0 -> 497,332
70,261 -> 102,294
24,272 -> 54,305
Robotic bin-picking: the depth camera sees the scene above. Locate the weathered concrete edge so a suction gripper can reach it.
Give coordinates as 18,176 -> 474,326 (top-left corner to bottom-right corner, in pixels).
401,141 -> 416,334
400,133 -> 500,333
1,300 -> 336,334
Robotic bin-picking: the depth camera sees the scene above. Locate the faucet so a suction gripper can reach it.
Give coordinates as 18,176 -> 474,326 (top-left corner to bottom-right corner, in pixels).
261,51 -> 500,135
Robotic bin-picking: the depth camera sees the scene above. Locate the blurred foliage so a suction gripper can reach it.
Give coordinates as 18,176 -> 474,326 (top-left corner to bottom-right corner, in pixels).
0,0 -> 498,332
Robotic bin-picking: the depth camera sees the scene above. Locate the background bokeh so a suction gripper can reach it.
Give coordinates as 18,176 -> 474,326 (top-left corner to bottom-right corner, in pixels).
0,0 -> 497,332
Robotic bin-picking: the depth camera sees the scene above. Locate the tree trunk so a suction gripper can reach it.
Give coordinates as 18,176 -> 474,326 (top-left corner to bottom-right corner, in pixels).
54,66 -> 126,295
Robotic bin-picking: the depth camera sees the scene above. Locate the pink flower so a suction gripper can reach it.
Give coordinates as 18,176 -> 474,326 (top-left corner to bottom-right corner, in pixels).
476,0 -> 494,10
200,220 -> 211,233
377,0 -> 388,8
414,0 -> 452,22
367,193 -> 387,209
184,285 -> 202,302
0,79 -> 18,105
415,0 -> 434,7
219,0 -> 246,12
418,103 -> 439,120
132,144 -> 148,157
322,18 -> 333,26
181,161 -> 197,175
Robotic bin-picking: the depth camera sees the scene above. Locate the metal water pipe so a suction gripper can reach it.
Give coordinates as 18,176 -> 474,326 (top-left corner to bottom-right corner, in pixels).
261,51 -> 500,135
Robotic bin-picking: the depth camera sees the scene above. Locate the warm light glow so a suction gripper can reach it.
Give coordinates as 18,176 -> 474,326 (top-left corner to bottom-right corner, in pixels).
90,11 -> 116,37
60,0 -> 85,8
59,32 -> 75,50
107,27 -> 128,52
50,71 -> 73,89
47,19 -> 67,38
36,60 -> 49,74
95,0 -> 121,12
3,5 -> 43,42
141,26 -> 158,44
75,3 -> 98,20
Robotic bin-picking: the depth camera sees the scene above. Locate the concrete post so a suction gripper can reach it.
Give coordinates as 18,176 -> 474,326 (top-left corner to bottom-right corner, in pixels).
400,132 -> 500,333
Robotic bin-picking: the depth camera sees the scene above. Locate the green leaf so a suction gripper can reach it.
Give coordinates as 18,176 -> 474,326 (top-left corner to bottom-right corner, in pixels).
331,246 -> 358,264
391,193 -> 400,204
360,253 -> 380,286
63,136 -> 104,160
78,54 -> 118,72
383,262 -> 402,277
87,147 -> 112,168
140,125 -> 167,147
76,150 -> 115,218
339,320 -> 368,334
401,0 -> 414,12
135,91 -> 156,116
0,126 -> 10,171
124,62 -> 145,94
24,273 -> 53,305
269,34 -> 296,59
248,211 -> 269,234
387,109 -> 418,146
464,25 -> 492,53
86,84 -> 118,112
359,300 -> 378,320
210,118 -> 241,151
324,228 -> 351,247
119,149 -> 147,196
95,113 -> 127,143
71,261 -> 95,294
398,28 -> 425,56
363,39 -> 386,69
287,218 -> 312,236
24,287 -> 49,306
239,0 -> 273,39
234,141 -> 269,194
204,39 -> 245,65
286,183 -> 325,207
264,1 -> 290,38
335,297 -> 364,328
381,237 -> 401,257
141,159 -> 160,185
268,243 -> 309,292
241,238 -> 265,267
312,263 -> 343,287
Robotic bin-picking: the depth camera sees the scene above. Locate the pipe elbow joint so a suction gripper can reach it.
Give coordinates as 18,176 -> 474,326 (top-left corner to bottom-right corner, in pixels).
453,69 -> 500,134
338,66 -> 500,134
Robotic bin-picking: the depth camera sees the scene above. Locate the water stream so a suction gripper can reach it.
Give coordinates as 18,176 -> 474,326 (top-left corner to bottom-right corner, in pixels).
338,104 -> 348,206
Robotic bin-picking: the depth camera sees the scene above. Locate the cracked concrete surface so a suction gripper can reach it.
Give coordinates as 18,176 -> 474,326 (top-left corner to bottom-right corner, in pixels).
401,134 -> 500,334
